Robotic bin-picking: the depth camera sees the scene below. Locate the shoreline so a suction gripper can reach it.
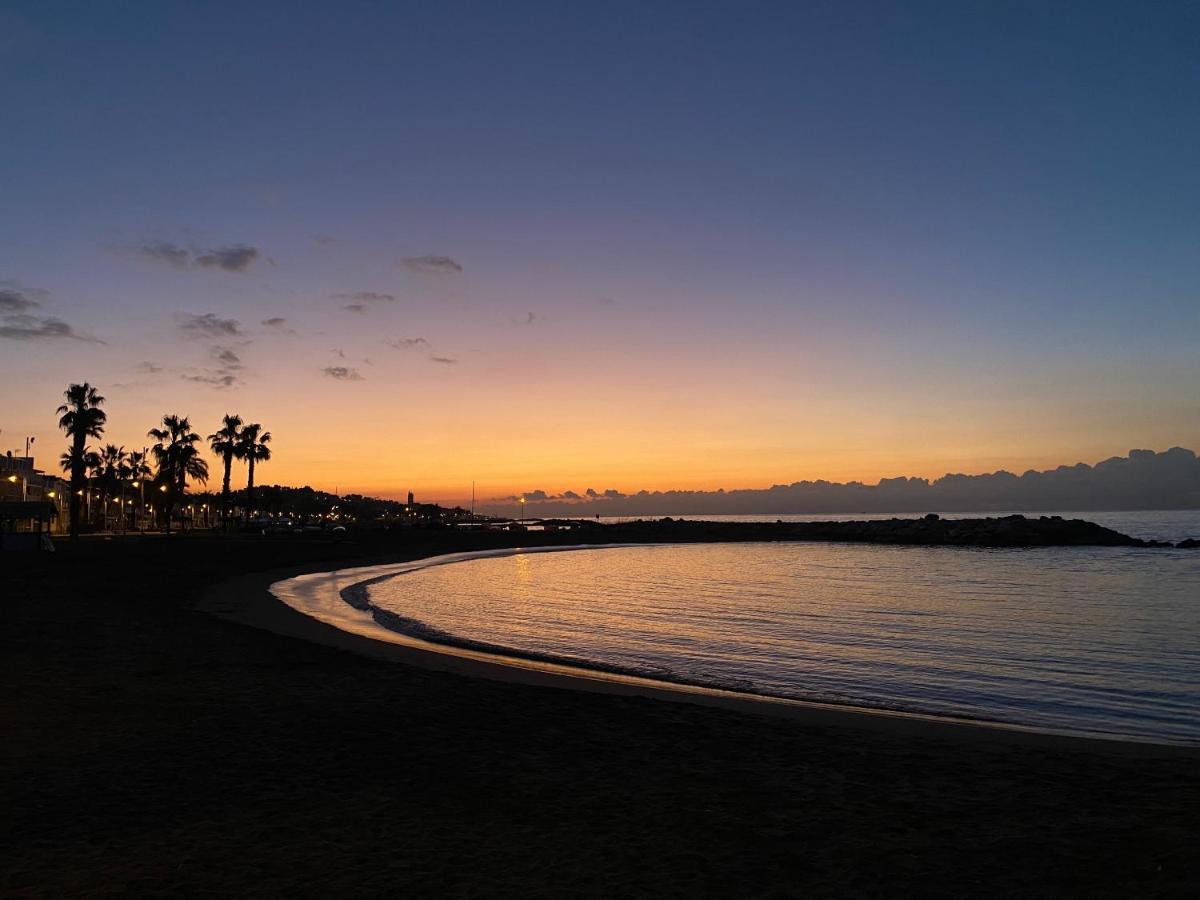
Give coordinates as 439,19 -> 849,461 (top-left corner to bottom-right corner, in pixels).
203,543 -> 1197,756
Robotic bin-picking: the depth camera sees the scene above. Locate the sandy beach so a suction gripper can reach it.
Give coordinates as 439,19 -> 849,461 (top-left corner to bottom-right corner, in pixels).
4,531 -> 1199,897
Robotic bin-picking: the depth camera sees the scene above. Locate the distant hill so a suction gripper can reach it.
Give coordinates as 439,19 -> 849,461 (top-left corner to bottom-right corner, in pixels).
493,448 -> 1200,517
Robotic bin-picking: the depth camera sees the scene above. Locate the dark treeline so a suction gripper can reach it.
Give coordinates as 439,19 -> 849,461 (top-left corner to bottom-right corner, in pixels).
244,484 -> 466,526
508,448 -> 1200,517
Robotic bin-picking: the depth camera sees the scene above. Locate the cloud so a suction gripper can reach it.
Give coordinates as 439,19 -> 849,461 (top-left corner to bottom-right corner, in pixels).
497,488 -> 588,503
261,316 -> 290,330
137,361 -> 164,374
603,489 -> 625,499
140,241 -> 193,270
386,336 -> 430,350
515,311 -> 538,325
343,303 -> 367,313
0,287 -> 40,313
138,241 -> 262,272
402,255 -> 463,275
429,355 -> 458,365
194,244 -> 260,272
335,290 -> 396,303
313,234 -> 337,246
322,366 -> 363,381
178,312 -> 241,337
212,346 -> 242,367
586,488 -> 599,498
182,372 -> 240,389
0,314 -> 103,342
0,282 -> 102,342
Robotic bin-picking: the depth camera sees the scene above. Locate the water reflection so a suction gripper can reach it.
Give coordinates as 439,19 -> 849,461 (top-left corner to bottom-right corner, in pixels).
369,541 -> 1200,742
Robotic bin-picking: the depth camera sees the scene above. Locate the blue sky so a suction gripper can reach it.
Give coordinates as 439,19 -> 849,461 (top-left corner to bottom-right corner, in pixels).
1,1 -> 1197,500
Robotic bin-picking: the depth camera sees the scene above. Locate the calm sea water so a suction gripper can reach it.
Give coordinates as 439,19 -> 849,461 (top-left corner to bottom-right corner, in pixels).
368,511 -> 1200,743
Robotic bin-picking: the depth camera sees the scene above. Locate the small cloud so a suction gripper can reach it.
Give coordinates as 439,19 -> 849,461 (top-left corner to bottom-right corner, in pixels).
137,241 -> 262,272
261,316 -> 292,331
313,235 -> 336,246
603,489 -> 625,499
331,348 -> 347,359
386,336 -> 430,350
514,311 -> 538,326
194,244 -> 261,272
0,314 -> 103,343
585,488 -> 598,498
139,241 -> 192,270
561,490 -> 581,500
0,287 -> 40,313
343,303 -> 367,314
212,346 -> 242,367
179,312 -> 241,338
182,371 -> 240,389
429,355 -> 458,365
322,366 -> 363,381
137,361 -> 163,374
334,290 -> 396,303
402,255 -> 463,275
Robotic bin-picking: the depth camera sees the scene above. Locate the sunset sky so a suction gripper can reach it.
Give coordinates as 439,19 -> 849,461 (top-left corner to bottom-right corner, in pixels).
2,1 -> 1197,504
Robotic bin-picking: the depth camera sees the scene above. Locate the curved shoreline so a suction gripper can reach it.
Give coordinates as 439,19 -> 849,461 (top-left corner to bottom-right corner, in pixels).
244,544 -> 1195,751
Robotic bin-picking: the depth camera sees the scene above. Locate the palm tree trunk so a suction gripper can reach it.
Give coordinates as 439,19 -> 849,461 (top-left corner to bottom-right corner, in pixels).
245,457 -> 256,524
68,435 -> 84,540
222,454 -> 232,530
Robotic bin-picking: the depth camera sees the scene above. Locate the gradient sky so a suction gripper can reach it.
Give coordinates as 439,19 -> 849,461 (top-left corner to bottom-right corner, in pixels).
2,1 -> 1197,504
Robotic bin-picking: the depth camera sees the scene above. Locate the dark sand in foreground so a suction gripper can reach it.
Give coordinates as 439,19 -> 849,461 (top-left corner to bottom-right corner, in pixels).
4,531 -> 1198,897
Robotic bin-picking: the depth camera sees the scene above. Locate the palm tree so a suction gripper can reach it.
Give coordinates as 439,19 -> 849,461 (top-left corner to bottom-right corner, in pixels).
149,415 -> 210,533
207,414 -> 242,529
96,444 -> 129,531
56,383 -> 106,539
237,423 -> 271,523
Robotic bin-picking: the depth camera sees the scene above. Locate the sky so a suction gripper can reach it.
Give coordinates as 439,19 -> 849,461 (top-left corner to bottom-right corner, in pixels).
1,1 -> 1197,504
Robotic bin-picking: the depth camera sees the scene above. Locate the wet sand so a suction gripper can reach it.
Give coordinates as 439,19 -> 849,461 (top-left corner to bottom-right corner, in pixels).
4,531 -> 1199,897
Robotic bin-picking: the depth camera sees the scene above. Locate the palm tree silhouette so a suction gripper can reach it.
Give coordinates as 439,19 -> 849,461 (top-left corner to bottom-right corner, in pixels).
149,415 -> 210,534
207,414 -> 243,530
237,423 -> 271,524
96,444 -> 129,531
56,383 -> 107,539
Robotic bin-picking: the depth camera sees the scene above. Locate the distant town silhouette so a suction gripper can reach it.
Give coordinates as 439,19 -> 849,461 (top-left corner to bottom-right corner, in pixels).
495,448 -> 1200,517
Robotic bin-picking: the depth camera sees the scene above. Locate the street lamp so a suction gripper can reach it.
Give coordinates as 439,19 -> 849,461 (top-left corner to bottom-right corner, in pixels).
7,473 -> 26,502
519,496 -> 526,522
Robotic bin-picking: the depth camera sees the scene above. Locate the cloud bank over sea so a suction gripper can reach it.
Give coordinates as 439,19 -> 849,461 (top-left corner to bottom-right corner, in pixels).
491,448 -> 1200,517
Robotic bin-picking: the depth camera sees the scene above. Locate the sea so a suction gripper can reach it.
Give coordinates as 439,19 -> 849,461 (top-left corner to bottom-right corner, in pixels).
366,510 -> 1200,743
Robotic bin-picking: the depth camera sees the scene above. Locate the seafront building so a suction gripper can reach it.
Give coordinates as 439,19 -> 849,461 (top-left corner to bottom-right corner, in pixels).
0,453 -> 68,544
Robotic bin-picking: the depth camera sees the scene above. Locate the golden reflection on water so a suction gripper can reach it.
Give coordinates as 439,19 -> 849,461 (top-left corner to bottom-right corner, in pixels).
371,542 -> 1200,741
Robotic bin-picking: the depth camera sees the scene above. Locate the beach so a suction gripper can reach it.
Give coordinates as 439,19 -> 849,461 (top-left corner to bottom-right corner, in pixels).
4,531 -> 1199,897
